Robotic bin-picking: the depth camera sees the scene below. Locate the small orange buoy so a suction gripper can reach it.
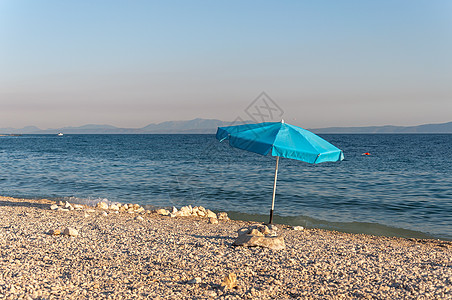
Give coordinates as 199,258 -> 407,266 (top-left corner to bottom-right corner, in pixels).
362,152 -> 371,156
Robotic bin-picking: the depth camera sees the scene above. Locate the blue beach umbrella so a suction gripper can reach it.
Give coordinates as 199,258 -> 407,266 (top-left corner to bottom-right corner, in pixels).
216,120 -> 344,224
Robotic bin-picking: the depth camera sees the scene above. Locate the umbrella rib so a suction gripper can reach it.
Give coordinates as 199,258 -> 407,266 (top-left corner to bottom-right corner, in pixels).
219,135 -> 229,142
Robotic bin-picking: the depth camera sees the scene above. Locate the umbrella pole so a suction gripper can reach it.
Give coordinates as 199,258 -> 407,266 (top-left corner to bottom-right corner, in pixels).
269,156 -> 279,224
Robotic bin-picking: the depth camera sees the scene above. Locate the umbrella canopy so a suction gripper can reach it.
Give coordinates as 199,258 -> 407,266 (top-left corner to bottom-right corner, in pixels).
216,120 -> 344,223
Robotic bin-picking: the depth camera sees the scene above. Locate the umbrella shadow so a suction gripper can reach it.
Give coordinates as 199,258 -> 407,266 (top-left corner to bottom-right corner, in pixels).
190,234 -> 236,247
191,234 -> 233,241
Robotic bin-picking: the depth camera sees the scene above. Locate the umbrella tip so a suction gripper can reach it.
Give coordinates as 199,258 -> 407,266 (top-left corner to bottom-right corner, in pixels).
281,119 -> 285,123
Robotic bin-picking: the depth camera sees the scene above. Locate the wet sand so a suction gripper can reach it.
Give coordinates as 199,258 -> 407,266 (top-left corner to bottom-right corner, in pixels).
0,196 -> 450,299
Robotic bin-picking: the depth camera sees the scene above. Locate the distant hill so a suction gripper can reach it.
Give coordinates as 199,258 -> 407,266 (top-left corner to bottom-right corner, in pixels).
0,118 -> 249,134
1,119 -> 451,134
311,121 -> 452,134
140,118 -> 241,133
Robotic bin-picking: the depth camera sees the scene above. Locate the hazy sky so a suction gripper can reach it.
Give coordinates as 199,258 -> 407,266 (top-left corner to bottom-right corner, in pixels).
1,1 -> 451,129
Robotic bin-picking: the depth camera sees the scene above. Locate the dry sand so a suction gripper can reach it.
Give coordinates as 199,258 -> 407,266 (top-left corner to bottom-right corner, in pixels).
0,196 -> 450,299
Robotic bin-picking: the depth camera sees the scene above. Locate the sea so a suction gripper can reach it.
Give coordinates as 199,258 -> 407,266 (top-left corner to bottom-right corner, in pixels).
0,134 -> 451,241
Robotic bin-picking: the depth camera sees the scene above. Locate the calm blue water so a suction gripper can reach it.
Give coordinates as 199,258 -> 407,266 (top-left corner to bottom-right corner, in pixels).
0,134 -> 451,240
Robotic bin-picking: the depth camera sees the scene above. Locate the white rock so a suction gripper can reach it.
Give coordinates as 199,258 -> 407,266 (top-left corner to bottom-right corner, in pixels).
206,291 -> 217,297
292,226 -> 304,231
206,209 -> 217,219
101,211 -> 108,217
135,207 -> 145,213
234,234 -> 285,250
268,224 -> 278,231
234,224 -> 284,250
73,204 -> 84,210
239,224 -> 275,236
176,206 -> 191,217
172,206 -> 178,214
85,209 -> 96,213
155,208 -> 170,216
109,204 -> 120,211
50,204 -> 59,210
187,277 -> 201,284
84,213 -> 90,218
176,205 -> 193,217
135,216 -> 144,221
192,206 -> 207,217
217,212 -> 229,220
197,206 -> 207,217
192,206 -> 200,215
96,202 -> 109,210
63,227 -> 78,237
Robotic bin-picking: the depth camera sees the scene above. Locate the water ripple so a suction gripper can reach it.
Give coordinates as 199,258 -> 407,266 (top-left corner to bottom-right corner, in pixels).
0,134 -> 451,240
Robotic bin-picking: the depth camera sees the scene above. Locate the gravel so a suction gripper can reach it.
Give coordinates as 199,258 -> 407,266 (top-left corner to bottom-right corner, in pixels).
0,196 -> 450,299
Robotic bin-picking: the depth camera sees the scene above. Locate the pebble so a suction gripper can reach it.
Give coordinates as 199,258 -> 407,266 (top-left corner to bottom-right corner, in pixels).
73,204 -> 84,210
0,196 -> 450,300
187,277 -> 202,284
155,208 -> 170,216
221,273 -> 238,289
63,227 -> 78,237
217,212 -> 229,220
49,229 -> 61,235
96,202 -> 109,210
64,201 -> 73,210
234,224 -> 284,250
109,204 -> 120,211
206,209 -> 217,219
205,290 -> 217,297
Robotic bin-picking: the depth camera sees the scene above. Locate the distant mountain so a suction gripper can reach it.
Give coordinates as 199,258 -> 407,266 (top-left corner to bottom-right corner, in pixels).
1,119 -> 451,134
141,118 -> 241,133
311,121 -> 452,134
0,118 -> 249,134
0,125 -> 42,134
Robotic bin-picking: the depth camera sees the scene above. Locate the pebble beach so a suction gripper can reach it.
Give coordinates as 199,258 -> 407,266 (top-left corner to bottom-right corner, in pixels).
0,196 -> 450,299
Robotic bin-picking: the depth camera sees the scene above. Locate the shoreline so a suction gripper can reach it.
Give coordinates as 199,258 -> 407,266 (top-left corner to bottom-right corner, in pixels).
223,211 -> 447,241
0,196 -> 450,299
12,194 -> 449,241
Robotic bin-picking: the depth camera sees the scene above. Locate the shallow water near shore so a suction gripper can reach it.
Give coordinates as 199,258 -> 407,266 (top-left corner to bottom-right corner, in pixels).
0,134 -> 451,240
